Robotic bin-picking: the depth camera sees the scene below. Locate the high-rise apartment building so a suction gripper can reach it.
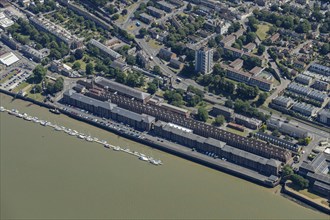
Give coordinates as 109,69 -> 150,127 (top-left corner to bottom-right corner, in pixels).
195,47 -> 213,74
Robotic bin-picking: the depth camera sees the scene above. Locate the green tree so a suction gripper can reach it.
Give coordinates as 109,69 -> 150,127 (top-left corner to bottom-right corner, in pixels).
271,129 -> 281,137
246,32 -> 257,43
126,55 -> 136,65
33,65 -> 47,83
139,28 -> 148,37
225,99 -> 234,108
147,82 -> 157,94
257,45 -> 266,55
213,115 -> 225,126
260,124 -> 267,133
320,43 -> 329,55
72,61 -> 81,70
74,49 -> 84,60
291,174 -> 309,189
53,77 -> 64,93
282,165 -> 293,176
31,84 -> 42,94
86,63 -> 94,75
197,107 -> 208,122
112,14 -> 120,20
186,3 -> 192,11
257,92 -> 268,106
153,65 -> 162,75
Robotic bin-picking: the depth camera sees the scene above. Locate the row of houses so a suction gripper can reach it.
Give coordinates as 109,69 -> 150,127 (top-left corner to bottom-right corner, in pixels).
77,79 -> 292,163
225,66 -> 273,91
29,16 -> 84,49
153,121 -> 282,176
271,96 -> 330,125
287,82 -> 328,104
89,39 -> 122,61
63,89 -> 155,131
255,132 -> 300,153
295,74 -> 329,91
211,105 -> 262,129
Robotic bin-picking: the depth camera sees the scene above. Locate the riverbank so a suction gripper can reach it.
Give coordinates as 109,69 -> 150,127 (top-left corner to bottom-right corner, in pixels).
1,88 -> 278,187
1,92 -> 328,219
282,182 -> 330,214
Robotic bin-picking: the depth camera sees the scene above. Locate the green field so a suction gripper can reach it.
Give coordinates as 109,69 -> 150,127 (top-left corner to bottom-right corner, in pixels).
256,24 -> 271,41
12,82 -> 30,93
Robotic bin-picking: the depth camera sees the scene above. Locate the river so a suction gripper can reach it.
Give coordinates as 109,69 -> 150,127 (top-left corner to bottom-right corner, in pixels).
0,94 -> 328,219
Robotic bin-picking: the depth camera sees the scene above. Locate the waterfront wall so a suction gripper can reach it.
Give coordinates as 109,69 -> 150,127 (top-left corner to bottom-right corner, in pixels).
282,183 -> 330,215
0,89 -> 276,188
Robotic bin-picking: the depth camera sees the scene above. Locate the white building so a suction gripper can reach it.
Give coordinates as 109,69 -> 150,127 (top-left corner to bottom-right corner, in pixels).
195,47 -> 213,74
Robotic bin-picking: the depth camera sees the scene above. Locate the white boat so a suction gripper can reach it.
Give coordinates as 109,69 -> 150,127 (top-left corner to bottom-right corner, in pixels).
17,113 -> 23,118
25,116 -> 32,121
9,109 -> 18,115
45,122 -> 52,127
54,126 -> 63,131
0,106 -> 5,112
139,156 -> 149,162
22,113 -> 28,118
69,131 -> 78,136
150,159 -> 160,165
113,146 -> 121,151
85,136 -> 93,142
93,137 -> 99,142
104,144 -> 110,148
78,134 -> 86,139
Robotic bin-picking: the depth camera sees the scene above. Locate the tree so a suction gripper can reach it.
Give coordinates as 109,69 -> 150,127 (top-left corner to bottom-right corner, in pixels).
121,9 -> 128,15
246,32 -> 257,43
225,99 -> 234,108
298,137 -> 312,146
295,20 -> 311,33
271,129 -> 281,137
74,49 -> 84,60
126,55 -> 136,65
257,92 -> 268,106
291,174 -> 309,189
153,65 -> 162,75
31,84 -> 42,94
197,107 -> 208,122
111,14 -> 120,20
72,61 -> 81,70
260,124 -> 267,132
213,115 -> 225,126
33,65 -> 47,83
53,77 -> 64,93
186,3 -> 192,11
257,45 -> 266,55
139,28 -> 148,37
86,63 -> 94,75
282,165 -> 294,177
147,82 -> 157,94
213,64 -> 225,76
320,43 -> 329,55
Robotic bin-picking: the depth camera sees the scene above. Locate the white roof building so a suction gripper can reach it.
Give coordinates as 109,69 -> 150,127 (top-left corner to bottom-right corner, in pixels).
0,52 -> 19,66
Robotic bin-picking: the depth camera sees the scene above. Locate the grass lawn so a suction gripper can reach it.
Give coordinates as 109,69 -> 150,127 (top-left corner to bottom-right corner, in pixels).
147,39 -> 162,50
226,127 -> 248,136
26,92 -> 44,102
256,24 -> 271,41
12,82 -> 30,93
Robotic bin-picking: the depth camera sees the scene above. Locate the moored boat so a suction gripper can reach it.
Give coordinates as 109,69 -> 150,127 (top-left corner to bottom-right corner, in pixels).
85,136 -> 93,142
0,106 -> 5,112
78,134 -> 86,139
139,156 -> 149,162
49,108 -> 60,115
